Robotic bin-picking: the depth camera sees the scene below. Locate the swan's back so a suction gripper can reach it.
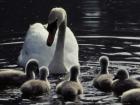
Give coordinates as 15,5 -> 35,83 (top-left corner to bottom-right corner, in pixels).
112,78 -> 140,96
56,81 -> 82,101
0,70 -> 26,87
24,23 -> 48,54
18,23 -> 56,67
20,66 -> 50,97
20,79 -> 50,97
121,88 -> 140,105
93,74 -> 113,92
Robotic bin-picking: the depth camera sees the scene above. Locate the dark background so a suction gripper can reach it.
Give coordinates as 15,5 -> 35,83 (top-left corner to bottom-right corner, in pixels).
1,0 -> 140,37
0,0 -> 81,37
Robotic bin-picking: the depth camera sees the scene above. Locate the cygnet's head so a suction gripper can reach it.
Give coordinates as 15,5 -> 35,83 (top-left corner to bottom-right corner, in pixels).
99,56 -> 109,73
47,7 -> 66,46
39,66 -> 49,80
99,56 -> 109,67
114,69 -> 129,80
25,59 -> 39,79
70,66 -> 80,81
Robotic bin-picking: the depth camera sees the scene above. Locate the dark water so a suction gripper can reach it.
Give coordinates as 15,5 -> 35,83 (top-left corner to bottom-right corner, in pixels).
0,0 -> 140,105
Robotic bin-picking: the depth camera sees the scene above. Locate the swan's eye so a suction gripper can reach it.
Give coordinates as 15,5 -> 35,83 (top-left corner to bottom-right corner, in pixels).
47,19 -> 57,34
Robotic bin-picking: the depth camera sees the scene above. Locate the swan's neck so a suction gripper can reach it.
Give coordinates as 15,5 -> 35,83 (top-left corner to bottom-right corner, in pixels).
100,66 -> 109,74
26,70 -> 34,79
53,15 -> 67,62
70,73 -> 78,82
40,76 -> 46,81
40,72 -> 47,81
70,76 -> 78,82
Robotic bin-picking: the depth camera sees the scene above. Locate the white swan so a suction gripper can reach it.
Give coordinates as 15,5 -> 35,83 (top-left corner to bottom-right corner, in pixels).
18,7 -> 80,74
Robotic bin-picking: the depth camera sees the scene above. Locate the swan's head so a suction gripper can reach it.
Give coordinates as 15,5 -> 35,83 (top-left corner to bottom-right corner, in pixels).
113,69 -> 129,80
99,56 -> 109,73
39,66 -> 49,80
25,59 -> 39,79
70,66 -> 80,81
99,56 -> 109,68
47,7 -> 66,46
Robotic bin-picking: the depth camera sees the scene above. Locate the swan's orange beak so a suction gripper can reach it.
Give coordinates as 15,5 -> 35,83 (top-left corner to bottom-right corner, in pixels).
46,19 -> 57,47
47,33 -> 55,46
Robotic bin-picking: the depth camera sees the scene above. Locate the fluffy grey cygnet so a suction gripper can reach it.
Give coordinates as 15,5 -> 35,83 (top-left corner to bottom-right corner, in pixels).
121,88 -> 140,105
20,66 -> 50,97
112,69 -> 140,96
93,56 -> 113,92
56,66 -> 83,101
0,59 -> 39,88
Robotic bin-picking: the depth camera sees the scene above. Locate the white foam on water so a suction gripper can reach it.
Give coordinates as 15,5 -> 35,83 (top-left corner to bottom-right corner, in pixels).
125,57 -> 140,60
134,52 -> 140,55
101,52 -> 131,56
111,61 -> 140,65
79,44 -> 104,47
77,36 -> 140,40
111,47 -> 123,49
131,44 -> 140,47
0,41 -> 24,46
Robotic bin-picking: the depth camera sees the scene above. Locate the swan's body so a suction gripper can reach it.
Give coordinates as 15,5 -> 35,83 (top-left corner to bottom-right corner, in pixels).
18,23 -> 53,67
18,7 -> 79,74
0,70 -> 26,88
0,59 -> 39,88
93,56 -> 113,92
56,66 -> 83,101
112,69 -> 140,96
20,66 -> 50,97
121,88 -> 140,105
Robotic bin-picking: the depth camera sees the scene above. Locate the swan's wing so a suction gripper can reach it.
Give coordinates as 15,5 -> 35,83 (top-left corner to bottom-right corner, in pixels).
18,23 -> 56,67
64,27 -> 80,71
23,23 -> 48,54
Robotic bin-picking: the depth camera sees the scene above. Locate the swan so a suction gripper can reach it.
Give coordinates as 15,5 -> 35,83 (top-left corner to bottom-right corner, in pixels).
93,56 -> 113,92
20,66 -> 50,97
56,66 -> 83,101
18,7 -> 79,74
0,59 -> 39,88
112,69 -> 140,96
